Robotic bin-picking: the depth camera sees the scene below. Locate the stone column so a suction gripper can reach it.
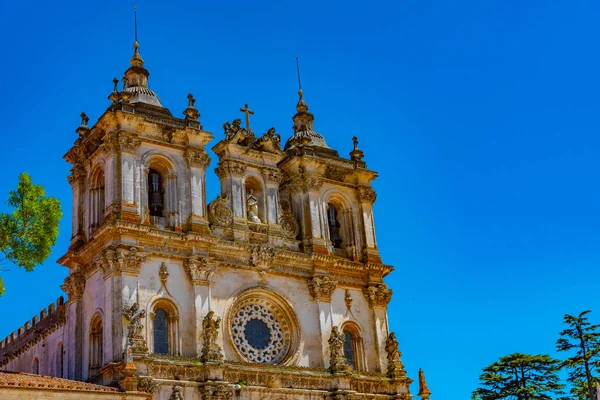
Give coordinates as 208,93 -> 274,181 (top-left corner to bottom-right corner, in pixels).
184,256 -> 218,356
119,134 -> 142,222
363,283 -> 392,373
261,168 -> 284,226
357,185 -> 381,263
67,165 -> 86,249
61,271 -> 85,380
216,160 -> 246,227
305,175 -> 328,254
308,275 -> 337,368
185,147 -> 210,233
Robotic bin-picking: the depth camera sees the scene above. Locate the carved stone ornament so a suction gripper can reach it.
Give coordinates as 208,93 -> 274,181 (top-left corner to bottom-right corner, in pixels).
261,167 -> 284,184
201,311 -> 223,363
363,283 -> 392,308
324,166 -> 348,182
97,246 -> 148,277
250,245 -> 277,274
208,195 -> 233,227
279,213 -> 299,239
385,332 -> 406,379
184,256 -> 217,285
137,377 -> 159,394
67,164 -> 86,185
200,383 -> 232,400
183,93 -> 201,121
356,185 -> 377,204
123,302 -> 148,353
215,160 -> 247,178
184,147 -> 210,169
328,326 -> 351,374
308,275 -> 337,302
288,174 -> 323,193
61,272 -> 85,301
252,127 -> 282,154
345,289 -> 353,311
170,385 -> 185,400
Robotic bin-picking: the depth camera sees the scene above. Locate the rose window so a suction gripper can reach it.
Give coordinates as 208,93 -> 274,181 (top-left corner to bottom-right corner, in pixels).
228,290 -> 300,365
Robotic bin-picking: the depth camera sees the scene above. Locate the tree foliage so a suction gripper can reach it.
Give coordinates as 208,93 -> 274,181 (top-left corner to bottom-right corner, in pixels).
473,353 -> 564,400
557,310 -> 600,400
0,173 -> 62,295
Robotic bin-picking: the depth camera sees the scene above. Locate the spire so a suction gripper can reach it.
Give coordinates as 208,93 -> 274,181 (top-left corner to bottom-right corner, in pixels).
418,368 -> 432,400
284,55 -> 329,151
116,6 -> 162,107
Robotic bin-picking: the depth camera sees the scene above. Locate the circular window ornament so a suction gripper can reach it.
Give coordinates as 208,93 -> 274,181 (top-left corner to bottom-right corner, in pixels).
228,288 -> 301,365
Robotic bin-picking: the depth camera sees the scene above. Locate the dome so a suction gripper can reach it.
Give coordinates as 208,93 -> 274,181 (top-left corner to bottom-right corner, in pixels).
122,85 -> 162,107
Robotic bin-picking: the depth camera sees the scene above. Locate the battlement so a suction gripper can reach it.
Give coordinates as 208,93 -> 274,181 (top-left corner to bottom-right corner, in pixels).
0,296 -> 66,366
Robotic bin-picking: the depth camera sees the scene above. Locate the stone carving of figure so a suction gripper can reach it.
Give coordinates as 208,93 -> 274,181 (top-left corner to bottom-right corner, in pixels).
246,189 -> 261,223
328,326 -> 350,374
201,311 -> 223,363
123,302 -> 147,353
169,385 -> 185,400
385,332 -> 406,378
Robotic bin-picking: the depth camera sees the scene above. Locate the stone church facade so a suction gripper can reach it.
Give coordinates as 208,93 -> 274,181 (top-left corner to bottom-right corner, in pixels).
0,41 -> 432,400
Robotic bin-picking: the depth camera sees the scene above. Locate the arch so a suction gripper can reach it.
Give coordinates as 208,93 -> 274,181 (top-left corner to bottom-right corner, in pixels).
322,190 -> 356,258
147,297 -> 180,355
226,286 -> 303,366
141,152 -> 180,229
89,313 -> 103,376
340,321 -> 365,371
243,175 -> 266,224
89,164 -> 106,234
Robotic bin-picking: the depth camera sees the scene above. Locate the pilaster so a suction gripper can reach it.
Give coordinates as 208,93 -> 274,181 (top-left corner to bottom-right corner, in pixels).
308,275 -> 337,368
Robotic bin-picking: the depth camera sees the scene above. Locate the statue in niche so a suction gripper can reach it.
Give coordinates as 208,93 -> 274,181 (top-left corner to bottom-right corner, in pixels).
246,189 -> 261,223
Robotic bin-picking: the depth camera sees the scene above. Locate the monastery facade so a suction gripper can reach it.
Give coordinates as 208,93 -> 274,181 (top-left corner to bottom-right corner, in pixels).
0,40 -> 432,400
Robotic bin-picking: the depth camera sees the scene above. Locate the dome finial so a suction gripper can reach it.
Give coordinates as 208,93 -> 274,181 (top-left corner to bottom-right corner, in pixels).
130,6 -> 143,67
295,55 -> 309,112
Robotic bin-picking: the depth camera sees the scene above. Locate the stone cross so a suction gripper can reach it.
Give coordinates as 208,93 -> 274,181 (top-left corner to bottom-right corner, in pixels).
239,103 -> 254,131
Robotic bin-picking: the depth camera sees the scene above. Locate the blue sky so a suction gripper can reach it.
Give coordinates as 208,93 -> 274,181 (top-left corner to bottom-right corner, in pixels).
1,0 -> 599,398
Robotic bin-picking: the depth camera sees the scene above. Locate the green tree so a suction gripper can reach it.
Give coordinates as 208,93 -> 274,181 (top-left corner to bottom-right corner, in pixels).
557,310 -> 600,400
0,173 -> 62,295
472,353 -> 564,399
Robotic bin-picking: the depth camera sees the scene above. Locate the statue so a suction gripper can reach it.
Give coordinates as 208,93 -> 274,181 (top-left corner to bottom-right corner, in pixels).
385,332 -> 406,378
170,385 -> 185,400
328,326 -> 350,374
223,118 -> 242,139
246,189 -> 261,223
187,93 -> 196,108
80,112 -> 89,127
123,302 -> 148,353
200,311 -> 223,363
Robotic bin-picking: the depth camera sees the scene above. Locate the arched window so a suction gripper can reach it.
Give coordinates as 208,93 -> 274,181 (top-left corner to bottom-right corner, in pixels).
153,308 -> 168,354
327,203 -> 344,250
148,168 -> 164,218
90,168 -> 105,232
343,330 -> 355,368
89,315 -> 103,376
57,342 -> 64,378
341,323 -> 365,371
244,177 -> 265,224
150,300 -> 179,355
33,357 -> 39,374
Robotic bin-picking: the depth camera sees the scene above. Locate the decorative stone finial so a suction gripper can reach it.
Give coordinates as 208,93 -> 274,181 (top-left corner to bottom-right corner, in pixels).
130,41 -> 144,68
296,89 -> 309,112
328,326 -> 351,374
200,311 -> 223,363
350,136 -> 365,161
418,368 -> 432,399
385,332 -> 406,379
183,93 -> 201,121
